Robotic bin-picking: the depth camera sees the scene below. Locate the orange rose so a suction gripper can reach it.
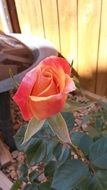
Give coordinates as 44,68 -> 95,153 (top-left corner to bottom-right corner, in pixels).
13,56 -> 76,120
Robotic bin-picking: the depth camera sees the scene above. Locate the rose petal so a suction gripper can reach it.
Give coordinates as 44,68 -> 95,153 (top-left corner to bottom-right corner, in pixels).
29,74 -> 76,120
38,78 -> 58,96
13,56 -> 74,121
32,68 -> 58,96
31,69 -> 51,95
29,93 -> 67,120
64,74 -> 76,93
13,67 -> 40,120
30,93 -> 66,102
32,63 -> 66,95
41,64 -> 66,93
40,56 -> 71,75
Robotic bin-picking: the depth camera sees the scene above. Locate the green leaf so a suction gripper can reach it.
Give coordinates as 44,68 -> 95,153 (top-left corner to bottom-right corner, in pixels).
89,137 -> 107,169
9,68 -> 19,89
71,132 -> 93,155
53,144 -> 70,166
35,121 -> 54,139
11,180 -> 22,190
62,102 -> 72,112
29,170 -> 39,183
101,102 -> 107,111
45,140 -> 58,162
14,124 -> 27,151
39,181 -> 53,190
88,170 -> 107,190
53,143 -> 62,160
44,161 -> 56,177
58,145 -> 70,166
26,140 -> 46,165
23,183 -> 38,190
77,176 -> 91,190
19,163 -> 28,182
86,126 -> 101,139
52,159 -> 89,190
61,112 -> 75,131
94,117 -> 103,131
48,113 -> 71,144
23,118 -> 45,144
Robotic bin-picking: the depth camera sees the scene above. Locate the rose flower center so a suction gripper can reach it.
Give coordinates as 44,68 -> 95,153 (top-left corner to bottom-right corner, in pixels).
31,67 -> 60,97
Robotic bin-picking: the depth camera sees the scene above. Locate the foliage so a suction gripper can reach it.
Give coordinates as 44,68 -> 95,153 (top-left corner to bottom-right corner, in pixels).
11,102 -> 107,190
82,101 -> 107,138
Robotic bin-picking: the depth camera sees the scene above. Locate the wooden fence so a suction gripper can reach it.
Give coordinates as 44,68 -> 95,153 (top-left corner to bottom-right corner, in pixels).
0,0 -> 107,96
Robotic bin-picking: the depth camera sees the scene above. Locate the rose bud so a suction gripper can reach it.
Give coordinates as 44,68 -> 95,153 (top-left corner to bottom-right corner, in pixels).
13,56 -> 76,120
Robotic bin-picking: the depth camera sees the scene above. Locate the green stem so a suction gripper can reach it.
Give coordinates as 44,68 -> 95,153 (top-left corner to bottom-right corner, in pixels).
68,142 -> 95,174
9,68 -> 19,88
69,142 -> 84,160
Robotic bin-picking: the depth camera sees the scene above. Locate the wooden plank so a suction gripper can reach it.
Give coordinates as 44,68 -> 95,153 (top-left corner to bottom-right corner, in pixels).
6,0 -> 21,32
58,0 -> 78,70
96,0 -> 107,96
0,15 -> 3,30
0,171 -> 13,190
0,0 -> 12,32
14,0 -> 44,37
82,89 -> 107,103
41,0 -> 60,51
78,0 -> 101,92
0,139 -> 12,167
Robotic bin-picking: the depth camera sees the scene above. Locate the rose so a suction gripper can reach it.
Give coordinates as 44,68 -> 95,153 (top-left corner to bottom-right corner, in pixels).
13,56 -> 76,120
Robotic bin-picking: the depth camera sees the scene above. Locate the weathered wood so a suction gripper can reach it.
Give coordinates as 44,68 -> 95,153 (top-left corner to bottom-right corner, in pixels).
6,0 -> 21,33
0,0 -> 13,32
41,0 -> 60,51
0,92 -> 16,150
0,14 -> 4,30
7,0 -> 107,96
96,0 -> 107,96
82,89 -> 107,103
0,171 -> 13,190
78,0 -> 102,92
14,0 -> 45,36
58,0 -> 78,70
0,139 -> 12,167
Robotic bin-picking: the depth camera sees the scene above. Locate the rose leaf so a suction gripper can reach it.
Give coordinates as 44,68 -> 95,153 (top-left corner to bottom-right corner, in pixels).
47,113 -> 71,144
22,118 -> 45,144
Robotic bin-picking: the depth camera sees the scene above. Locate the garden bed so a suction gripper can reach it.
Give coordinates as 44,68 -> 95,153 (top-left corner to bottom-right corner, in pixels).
1,89 -> 107,190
